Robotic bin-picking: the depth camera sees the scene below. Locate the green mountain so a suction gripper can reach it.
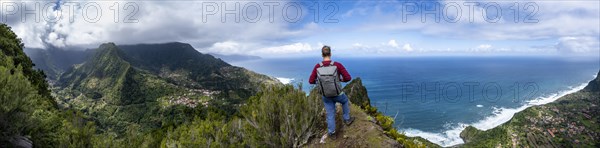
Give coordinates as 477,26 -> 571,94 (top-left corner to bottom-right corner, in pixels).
459,70 -> 600,147
53,42 -> 278,135
117,42 -> 275,99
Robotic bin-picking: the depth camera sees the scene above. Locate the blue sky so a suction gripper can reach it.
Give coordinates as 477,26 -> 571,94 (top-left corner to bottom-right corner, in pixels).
2,0 -> 599,57
290,0 -> 600,57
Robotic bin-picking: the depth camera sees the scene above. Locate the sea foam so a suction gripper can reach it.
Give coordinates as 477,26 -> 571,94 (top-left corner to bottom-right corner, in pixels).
402,74 -> 595,147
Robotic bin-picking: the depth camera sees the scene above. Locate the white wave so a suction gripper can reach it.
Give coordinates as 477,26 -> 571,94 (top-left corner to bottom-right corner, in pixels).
401,124 -> 467,147
404,74 -> 595,147
476,104 -> 483,108
472,82 -> 588,131
276,77 -> 294,84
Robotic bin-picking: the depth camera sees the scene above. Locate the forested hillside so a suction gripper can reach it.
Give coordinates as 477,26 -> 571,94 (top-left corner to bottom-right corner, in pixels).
1,23 -> 98,147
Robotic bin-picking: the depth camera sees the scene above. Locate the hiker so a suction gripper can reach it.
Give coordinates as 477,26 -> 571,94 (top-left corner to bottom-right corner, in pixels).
309,45 -> 355,139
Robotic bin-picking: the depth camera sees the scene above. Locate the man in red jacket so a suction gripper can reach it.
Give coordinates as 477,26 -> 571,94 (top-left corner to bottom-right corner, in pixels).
309,45 -> 354,139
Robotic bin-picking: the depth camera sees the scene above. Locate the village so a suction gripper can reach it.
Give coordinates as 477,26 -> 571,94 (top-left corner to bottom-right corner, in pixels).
165,88 -> 218,108
520,102 -> 599,145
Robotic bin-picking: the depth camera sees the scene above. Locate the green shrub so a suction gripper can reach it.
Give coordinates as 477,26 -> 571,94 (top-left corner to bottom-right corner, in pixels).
159,115 -> 245,148
240,84 -> 324,147
57,111 -> 97,148
361,104 -> 432,148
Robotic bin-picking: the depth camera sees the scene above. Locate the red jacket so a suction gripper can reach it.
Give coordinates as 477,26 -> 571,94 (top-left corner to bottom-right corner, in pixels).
309,60 -> 352,84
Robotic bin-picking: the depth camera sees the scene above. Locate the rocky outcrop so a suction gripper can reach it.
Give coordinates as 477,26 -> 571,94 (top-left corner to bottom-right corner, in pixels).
306,77 -> 440,148
583,71 -> 600,91
343,78 -> 371,108
8,135 -> 32,148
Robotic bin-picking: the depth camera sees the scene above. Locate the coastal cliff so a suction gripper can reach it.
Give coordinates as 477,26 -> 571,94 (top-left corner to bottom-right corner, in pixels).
459,70 -> 600,147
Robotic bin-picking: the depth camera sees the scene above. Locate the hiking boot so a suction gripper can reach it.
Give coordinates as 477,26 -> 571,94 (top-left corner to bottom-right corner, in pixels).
344,117 -> 355,126
328,131 -> 337,140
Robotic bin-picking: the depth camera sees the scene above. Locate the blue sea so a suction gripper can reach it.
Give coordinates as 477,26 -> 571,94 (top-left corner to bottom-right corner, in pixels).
231,56 -> 600,146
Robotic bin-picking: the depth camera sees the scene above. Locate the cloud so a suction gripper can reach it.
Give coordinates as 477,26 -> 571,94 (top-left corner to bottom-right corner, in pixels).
251,42 -> 314,55
468,44 -> 495,53
387,39 -> 399,48
348,39 -> 416,55
1,0 -> 55,48
45,32 -> 65,47
205,41 -> 245,55
345,0 -> 600,40
3,0 -> 319,51
555,36 -> 600,54
4,0 -> 599,57
476,44 -> 492,50
402,43 -> 413,52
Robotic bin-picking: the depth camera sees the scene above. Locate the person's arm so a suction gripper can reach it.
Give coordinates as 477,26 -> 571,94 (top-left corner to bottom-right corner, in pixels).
336,63 -> 352,82
308,64 -> 319,84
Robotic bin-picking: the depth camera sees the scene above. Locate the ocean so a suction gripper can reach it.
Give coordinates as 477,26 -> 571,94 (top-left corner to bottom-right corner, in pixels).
231,56 -> 600,146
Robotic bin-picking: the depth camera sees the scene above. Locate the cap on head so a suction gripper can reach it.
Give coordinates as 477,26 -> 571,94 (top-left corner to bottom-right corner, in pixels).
322,45 -> 331,57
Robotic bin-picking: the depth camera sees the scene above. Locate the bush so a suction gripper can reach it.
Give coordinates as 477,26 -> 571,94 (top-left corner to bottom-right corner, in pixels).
240,84 -> 324,147
162,118 -> 245,148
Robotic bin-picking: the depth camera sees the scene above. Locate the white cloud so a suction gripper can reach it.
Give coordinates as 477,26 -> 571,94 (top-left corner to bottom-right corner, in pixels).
205,41 -> 245,55
346,0 -> 600,40
348,39 -> 416,55
402,43 -> 413,52
555,36 -> 600,54
12,20 -> 47,48
1,0 -> 54,48
476,44 -> 492,50
5,0 -> 599,57
3,0 -> 318,51
45,32 -> 65,47
351,43 -> 363,47
251,42 -> 315,55
202,41 -> 319,56
468,44 -> 495,53
387,39 -> 399,48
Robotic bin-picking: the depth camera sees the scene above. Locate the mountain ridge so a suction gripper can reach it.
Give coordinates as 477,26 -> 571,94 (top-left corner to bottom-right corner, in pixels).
52,42 -> 279,135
